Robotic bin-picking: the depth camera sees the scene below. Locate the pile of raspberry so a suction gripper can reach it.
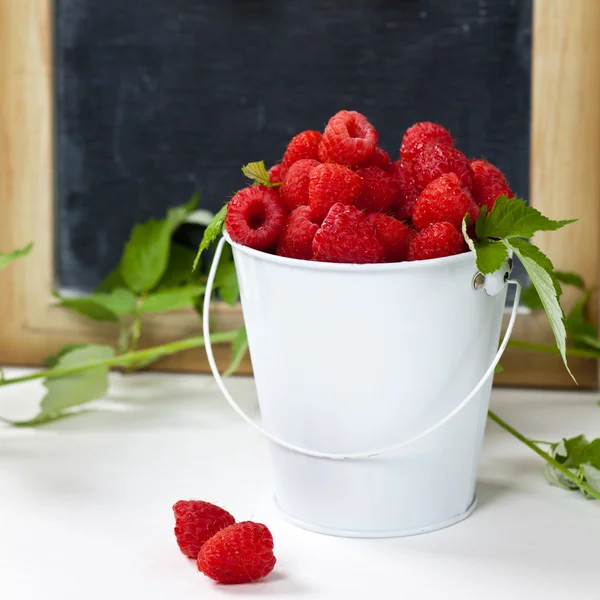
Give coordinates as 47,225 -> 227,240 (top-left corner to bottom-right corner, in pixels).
225,111 -> 514,264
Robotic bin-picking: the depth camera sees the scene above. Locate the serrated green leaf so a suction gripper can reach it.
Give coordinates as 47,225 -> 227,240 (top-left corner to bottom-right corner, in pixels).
153,243 -> 201,291
223,327 -> 248,377
475,197 -> 576,240
16,345 -> 114,426
86,288 -> 138,316
241,160 -> 272,187
581,438 -> 600,469
214,245 -> 239,306
192,204 -> 228,271
474,240 -> 509,275
522,271 -> 586,311
121,201 -> 195,293
57,297 -> 119,322
555,271 -> 586,290
96,266 -> 128,293
553,435 -> 589,468
44,343 -> 90,368
140,285 -> 206,313
0,242 -> 33,271
504,238 -> 572,380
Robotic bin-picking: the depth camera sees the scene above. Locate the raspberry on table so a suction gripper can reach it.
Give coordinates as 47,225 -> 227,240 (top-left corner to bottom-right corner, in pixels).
267,163 -> 286,185
280,158 -> 320,211
313,203 -> 385,264
318,110 -> 378,166
309,163 -> 363,221
391,160 -> 422,220
358,146 -> 392,171
400,122 -> 453,162
470,159 -> 514,210
281,130 -> 322,171
225,185 -> 286,251
355,166 -> 401,213
197,522 -> 276,585
173,500 -> 235,559
276,205 -> 320,260
415,143 -> 474,193
408,221 -> 465,261
367,213 -> 414,262
412,173 -> 480,230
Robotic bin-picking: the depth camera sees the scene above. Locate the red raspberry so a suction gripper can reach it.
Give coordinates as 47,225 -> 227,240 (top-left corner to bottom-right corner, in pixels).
408,221 -> 465,261
280,158 -> 320,211
225,186 -> 286,250
267,163 -> 286,185
173,500 -> 235,559
197,522 -> 276,584
367,213 -> 414,262
276,206 -> 320,260
313,203 -> 385,264
358,146 -> 392,171
281,130 -> 322,170
470,159 -> 514,210
391,160 -> 423,219
400,122 -> 453,162
355,166 -> 401,213
415,143 -> 474,192
412,174 -> 480,230
318,110 -> 378,166
309,163 -> 363,221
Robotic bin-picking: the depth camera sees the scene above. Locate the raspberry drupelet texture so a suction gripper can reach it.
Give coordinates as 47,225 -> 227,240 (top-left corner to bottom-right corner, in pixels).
391,160 -> 423,220
267,163 -> 286,185
281,130 -> 322,171
225,186 -> 286,250
358,146 -> 392,171
415,143 -> 474,193
276,205 -> 320,260
355,166 -> 401,213
400,122 -> 453,162
309,163 -> 363,221
280,158 -> 321,211
470,159 -> 514,211
367,213 -> 414,262
408,221 -> 465,261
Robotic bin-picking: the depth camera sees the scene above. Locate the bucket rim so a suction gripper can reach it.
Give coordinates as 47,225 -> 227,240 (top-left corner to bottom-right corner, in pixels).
223,230 -> 476,272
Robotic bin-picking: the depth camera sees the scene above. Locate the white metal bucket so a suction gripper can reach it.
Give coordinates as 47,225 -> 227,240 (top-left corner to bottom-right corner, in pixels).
203,232 -> 520,538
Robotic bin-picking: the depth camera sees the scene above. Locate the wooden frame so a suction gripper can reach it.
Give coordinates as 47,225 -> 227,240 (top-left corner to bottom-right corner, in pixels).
1,0 -> 599,387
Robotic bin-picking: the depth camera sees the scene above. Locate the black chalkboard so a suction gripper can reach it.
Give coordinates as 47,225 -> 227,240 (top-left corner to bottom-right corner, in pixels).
54,0 -> 532,292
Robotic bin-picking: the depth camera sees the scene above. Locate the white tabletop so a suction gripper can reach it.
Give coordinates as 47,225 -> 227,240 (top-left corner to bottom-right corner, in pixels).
1,369 -> 599,600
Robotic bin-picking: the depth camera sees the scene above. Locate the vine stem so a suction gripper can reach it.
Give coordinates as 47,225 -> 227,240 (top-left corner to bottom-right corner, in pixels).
0,331 -> 238,388
507,339 -> 600,359
488,410 -> 600,501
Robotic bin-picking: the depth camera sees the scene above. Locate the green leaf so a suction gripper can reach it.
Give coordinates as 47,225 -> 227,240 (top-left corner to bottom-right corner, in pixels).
16,345 -> 114,426
522,271 -> 587,311
121,201 -> 195,293
57,297 -> 119,322
223,327 -> 248,377
475,197 -> 576,240
0,242 -> 33,271
555,271 -> 586,290
192,204 -> 228,272
566,290 -> 596,339
581,438 -> 600,469
582,464 -> 600,494
44,343 -> 90,368
552,434 -> 589,468
462,218 -> 509,274
153,243 -> 202,290
504,238 -> 572,380
140,285 -> 206,313
86,288 -> 138,316
241,160 -> 280,187
521,285 -> 543,310
96,266 -> 128,293
214,245 -> 239,306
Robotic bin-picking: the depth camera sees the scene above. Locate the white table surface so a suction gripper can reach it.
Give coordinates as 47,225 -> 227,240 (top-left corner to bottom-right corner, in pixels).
1,368 -> 599,600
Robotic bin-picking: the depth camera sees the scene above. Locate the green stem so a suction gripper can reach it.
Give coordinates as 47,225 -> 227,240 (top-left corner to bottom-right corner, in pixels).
125,311 -> 144,373
488,410 -> 600,501
0,331 -> 238,388
507,339 -> 600,359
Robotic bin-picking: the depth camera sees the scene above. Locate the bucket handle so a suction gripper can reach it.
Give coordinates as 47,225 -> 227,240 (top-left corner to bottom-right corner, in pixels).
203,236 -> 521,461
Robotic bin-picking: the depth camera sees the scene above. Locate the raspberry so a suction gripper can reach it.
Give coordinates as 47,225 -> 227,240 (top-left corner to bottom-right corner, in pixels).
280,158 -> 320,211
197,522 -> 276,585
400,122 -> 453,162
281,130 -> 322,171
267,163 -> 286,185
391,160 -> 422,219
309,163 -> 363,221
367,213 -> 414,262
313,203 -> 385,264
318,110 -> 378,166
358,146 -> 392,171
276,206 -> 320,260
408,221 -> 465,261
173,500 -> 235,559
415,143 -> 474,192
412,174 -> 480,230
355,166 -> 401,213
470,159 -> 514,210
225,186 -> 286,250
